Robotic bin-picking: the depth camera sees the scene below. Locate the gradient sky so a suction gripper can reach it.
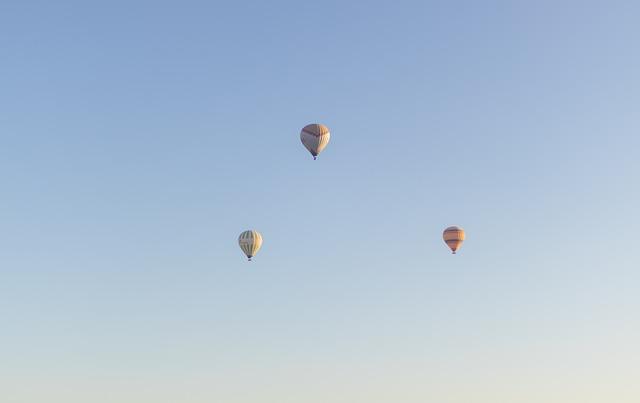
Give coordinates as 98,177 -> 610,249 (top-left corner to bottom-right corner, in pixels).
1,1 -> 639,402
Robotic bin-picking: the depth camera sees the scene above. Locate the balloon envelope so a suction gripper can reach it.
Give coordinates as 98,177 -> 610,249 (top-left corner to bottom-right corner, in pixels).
238,230 -> 263,261
300,123 -> 330,159
443,226 -> 465,254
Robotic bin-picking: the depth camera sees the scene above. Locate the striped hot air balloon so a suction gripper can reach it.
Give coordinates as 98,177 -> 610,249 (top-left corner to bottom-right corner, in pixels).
238,230 -> 263,261
300,123 -> 330,160
443,226 -> 465,254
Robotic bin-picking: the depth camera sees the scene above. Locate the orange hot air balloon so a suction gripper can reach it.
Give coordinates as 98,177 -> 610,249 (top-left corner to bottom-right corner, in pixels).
443,226 -> 465,254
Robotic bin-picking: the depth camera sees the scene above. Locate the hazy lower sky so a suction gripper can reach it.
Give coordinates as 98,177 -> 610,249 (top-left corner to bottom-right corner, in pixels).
1,1 -> 639,402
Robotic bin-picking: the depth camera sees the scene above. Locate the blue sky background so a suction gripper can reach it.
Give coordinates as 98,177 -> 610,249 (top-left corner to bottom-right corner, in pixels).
1,1 -> 639,402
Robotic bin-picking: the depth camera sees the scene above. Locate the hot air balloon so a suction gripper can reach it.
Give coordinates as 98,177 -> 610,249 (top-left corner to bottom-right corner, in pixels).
443,226 -> 465,254
300,123 -> 330,160
238,230 -> 263,261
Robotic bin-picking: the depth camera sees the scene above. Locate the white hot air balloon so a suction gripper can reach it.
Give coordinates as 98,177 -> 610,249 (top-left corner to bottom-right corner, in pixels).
300,123 -> 330,160
238,230 -> 263,261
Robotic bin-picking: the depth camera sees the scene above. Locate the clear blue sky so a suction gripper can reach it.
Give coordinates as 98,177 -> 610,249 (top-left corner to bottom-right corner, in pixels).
1,1 -> 639,402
